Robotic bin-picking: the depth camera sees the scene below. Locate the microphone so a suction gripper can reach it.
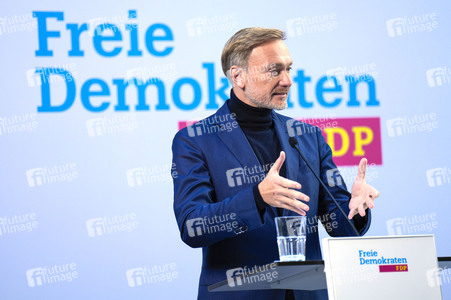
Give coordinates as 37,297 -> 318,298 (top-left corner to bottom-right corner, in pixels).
288,137 -> 360,237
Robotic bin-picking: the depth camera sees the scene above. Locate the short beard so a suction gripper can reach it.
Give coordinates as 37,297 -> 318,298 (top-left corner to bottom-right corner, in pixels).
245,93 -> 288,110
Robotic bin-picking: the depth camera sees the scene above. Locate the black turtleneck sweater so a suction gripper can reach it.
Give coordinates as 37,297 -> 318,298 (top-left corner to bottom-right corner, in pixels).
227,90 -> 286,216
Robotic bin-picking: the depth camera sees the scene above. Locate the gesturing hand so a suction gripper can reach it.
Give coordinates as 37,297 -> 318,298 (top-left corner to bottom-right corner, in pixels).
258,151 -> 310,216
348,158 -> 380,219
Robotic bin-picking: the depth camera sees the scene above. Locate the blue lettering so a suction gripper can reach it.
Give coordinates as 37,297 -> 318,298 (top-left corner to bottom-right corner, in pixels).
34,11 -> 64,56
126,10 -> 142,56
81,79 -> 110,112
136,78 -> 168,110
172,78 -> 201,110
293,70 -> 313,108
37,67 -> 76,112
66,23 -> 88,56
145,24 -> 173,56
316,76 -> 342,107
203,63 -> 229,109
112,78 -> 169,111
93,24 -> 122,57
346,75 -> 380,107
113,79 -> 132,111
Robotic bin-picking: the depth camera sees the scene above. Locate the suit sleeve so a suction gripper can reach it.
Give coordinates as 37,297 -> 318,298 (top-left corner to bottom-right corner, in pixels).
171,131 -> 266,248
315,129 -> 371,236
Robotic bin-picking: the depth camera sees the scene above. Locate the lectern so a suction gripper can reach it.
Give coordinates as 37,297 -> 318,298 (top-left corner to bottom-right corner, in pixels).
209,235 -> 450,299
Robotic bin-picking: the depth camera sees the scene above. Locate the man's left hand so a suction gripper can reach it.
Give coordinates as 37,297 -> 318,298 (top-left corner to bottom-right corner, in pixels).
348,158 -> 380,219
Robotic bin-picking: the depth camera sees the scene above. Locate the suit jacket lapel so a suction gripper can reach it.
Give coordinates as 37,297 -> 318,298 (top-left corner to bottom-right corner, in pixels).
214,103 -> 262,172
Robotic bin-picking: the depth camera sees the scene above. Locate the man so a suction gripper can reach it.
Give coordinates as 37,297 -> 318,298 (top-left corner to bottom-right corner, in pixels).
172,28 -> 379,299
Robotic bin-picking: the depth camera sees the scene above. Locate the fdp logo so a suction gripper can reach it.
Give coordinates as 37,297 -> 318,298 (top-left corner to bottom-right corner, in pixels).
287,117 -> 382,166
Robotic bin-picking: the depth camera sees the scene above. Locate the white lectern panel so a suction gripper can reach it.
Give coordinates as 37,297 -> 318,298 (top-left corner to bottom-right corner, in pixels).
322,235 -> 442,300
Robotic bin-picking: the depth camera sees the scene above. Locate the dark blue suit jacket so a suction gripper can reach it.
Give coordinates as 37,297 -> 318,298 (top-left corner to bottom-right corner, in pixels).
172,101 -> 371,299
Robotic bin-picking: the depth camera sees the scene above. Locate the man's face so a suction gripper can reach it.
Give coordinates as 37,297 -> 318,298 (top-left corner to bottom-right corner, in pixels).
241,40 -> 293,110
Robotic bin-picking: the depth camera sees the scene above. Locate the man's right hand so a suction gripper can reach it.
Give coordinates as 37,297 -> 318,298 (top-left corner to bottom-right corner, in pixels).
258,151 -> 310,215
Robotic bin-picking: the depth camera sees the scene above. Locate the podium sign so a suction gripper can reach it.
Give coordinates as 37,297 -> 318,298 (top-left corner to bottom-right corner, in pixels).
322,235 -> 442,300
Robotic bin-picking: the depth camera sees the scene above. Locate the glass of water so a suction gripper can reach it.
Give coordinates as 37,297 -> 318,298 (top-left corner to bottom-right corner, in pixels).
275,216 -> 307,262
